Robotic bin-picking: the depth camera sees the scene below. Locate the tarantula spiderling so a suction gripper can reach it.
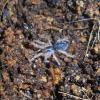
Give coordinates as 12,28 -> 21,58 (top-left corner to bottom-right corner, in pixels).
29,38 -> 75,65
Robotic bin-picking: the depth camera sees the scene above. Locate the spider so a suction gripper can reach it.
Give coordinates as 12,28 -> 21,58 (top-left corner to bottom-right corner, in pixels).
29,38 -> 75,65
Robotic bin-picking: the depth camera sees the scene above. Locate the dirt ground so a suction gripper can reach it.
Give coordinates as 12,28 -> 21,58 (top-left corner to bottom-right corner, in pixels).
0,0 -> 100,100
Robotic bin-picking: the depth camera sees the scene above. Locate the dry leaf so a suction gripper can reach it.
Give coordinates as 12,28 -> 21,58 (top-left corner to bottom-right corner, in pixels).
71,84 -> 82,96
31,0 -> 41,4
75,75 -> 80,81
2,72 -> 9,82
50,67 -> 61,85
96,68 -> 100,76
39,75 -> 47,82
4,27 -> 15,44
4,58 -> 16,68
93,44 -> 100,54
80,36 -> 86,42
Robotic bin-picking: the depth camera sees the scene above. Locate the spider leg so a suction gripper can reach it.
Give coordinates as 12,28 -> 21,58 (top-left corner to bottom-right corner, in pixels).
34,40 -> 52,47
31,40 -> 52,49
31,41 -> 45,49
48,40 -> 52,45
57,37 -> 69,42
29,52 -> 43,62
58,50 -> 75,58
44,56 -> 50,63
34,40 -> 47,45
53,54 -> 60,65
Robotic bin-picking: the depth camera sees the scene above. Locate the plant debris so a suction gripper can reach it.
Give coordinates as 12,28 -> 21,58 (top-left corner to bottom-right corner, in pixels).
0,0 -> 100,100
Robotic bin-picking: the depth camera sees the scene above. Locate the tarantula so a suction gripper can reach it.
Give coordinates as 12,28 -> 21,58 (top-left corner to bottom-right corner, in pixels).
29,38 -> 75,65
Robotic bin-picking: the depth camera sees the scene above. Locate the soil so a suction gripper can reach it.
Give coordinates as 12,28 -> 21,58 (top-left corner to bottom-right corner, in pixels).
0,0 -> 100,100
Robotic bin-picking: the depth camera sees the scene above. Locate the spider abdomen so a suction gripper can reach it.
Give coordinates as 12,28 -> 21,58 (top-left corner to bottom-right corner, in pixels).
53,41 -> 69,51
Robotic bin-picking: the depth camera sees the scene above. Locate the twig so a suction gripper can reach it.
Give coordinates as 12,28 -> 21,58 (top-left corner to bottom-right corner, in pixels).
58,91 -> 91,100
85,24 -> 96,57
65,17 -> 98,24
91,36 -> 97,48
85,19 -> 100,57
97,20 -> 100,41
